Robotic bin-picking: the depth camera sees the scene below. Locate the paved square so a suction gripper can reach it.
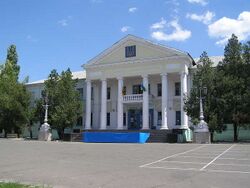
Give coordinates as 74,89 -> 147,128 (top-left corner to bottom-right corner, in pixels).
0,140 -> 250,188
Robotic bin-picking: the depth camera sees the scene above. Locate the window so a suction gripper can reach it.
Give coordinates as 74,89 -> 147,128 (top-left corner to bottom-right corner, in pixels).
123,113 -> 126,126
125,45 -> 136,58
176,111 -> 181,125
157,83 -> 162,97
107,87 -> 111,100
122,86 -> 126,95
132,85 -> 143,94
91,87 -> 94,100
107,113 -> 110,126
148,84 -> 151,94
77,88 -> 83,100
77,116 -> 83,126
157,111 -> 162,126
91,113 -> 93,127
175,82 -> 180,96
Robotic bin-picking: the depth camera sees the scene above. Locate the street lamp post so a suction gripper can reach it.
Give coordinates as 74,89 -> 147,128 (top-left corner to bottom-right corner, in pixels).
193,79 -> 210,143
38,93 -> 52,141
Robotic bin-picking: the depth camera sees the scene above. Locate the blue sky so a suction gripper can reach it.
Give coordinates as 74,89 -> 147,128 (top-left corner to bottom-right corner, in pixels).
0,0 -> 249,82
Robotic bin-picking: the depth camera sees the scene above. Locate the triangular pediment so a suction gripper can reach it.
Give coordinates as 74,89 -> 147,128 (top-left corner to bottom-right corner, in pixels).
85,35 -> 189,67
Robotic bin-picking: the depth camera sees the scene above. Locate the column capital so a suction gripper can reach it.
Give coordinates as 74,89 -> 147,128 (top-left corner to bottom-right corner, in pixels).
86,79 -> 92,83
100,78 -> 107,82
141,74 -> 148,79
160,73 -> 168,77
117,76 -> 123,81
179,71 -> 188,76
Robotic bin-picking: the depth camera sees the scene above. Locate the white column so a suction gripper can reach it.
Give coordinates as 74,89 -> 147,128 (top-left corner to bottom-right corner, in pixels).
180,71 -> 188,129
161,73 -> 168,129
100,78 -> 107,130
85,79 -> 91,130
142,75 -> 149,129
117,77 -> 124,130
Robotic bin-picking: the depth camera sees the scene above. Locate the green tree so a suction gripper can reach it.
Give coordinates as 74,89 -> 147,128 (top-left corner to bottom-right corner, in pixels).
217,34 -> 249,141
35,69 -> 82,139
0,45 -> 30,137
185,51 -> 224,141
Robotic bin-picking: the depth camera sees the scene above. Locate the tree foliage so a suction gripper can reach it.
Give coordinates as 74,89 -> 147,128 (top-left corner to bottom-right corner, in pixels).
185,34 -> 250,142
0,45 -> 30,137
34,69 -> 82,139
185,51 -> 225,141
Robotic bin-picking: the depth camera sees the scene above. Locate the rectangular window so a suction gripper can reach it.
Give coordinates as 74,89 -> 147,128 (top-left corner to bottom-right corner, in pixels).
157,83 -> 162,97
107,113 -> 110,126
91,113 -> 93,127
91,87 -> 94,100
77,116 -> 83,126
176,111 -> 181,125
122,86 -> 126,95
77,88 -> 83,100
175,82 -> 180,96
148,84 -> 151,94
107,87 -> 111,100
132,85 -> 143,94
123,113 -> 126,126
157,111 -> 162,126
125,45 -> 136,58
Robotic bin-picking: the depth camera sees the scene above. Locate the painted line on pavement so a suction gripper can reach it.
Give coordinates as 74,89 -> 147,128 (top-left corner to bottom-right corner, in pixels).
200,144 -> 235,171
139,145 -> 206,168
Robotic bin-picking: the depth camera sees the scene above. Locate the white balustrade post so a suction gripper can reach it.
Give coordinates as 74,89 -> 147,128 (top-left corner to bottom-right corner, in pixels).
180,71 -> 188,129
100,78 -> 107,130
85,79 -> 91,130
142,75 -> 149,129
117,77 -> 123,129
161,73 -> 169,129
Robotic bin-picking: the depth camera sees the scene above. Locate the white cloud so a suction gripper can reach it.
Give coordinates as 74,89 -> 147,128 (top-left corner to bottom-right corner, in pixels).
58,19 -> 68,27
186,11 -> 215,24
58,16 -> 72,27
151,19 -> 191,42
128,7 -> 137,13
150,18 -> 167,29
187,0 -> 208,6
121,26 -> 132,33
208,11 -> 250,45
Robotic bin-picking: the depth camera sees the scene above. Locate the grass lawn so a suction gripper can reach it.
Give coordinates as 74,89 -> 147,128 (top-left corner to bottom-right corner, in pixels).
0,182 -> 45,188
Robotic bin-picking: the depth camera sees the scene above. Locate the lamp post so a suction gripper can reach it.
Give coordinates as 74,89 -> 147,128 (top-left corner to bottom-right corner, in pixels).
195,79 -> 209,132
38,93 -> 52,141
193,79 -> 210,143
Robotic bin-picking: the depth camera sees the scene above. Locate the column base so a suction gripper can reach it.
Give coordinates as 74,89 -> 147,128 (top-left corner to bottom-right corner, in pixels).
180,125 -> 189,129
160,126 -> 169,130
117,127 -> 124,130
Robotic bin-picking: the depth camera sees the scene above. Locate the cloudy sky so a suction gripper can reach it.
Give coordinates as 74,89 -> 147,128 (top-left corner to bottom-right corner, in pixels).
0,0 -> 249,82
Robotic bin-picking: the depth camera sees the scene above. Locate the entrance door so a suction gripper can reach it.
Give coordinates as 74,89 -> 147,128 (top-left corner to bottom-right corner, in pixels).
128,109 -> 142,130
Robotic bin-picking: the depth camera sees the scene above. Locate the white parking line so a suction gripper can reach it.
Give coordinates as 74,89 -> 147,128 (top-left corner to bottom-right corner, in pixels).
144,166 -> 250,174
200,144 -> 235,171
139,145 -> 206,168
177,155 -> 214,159
160,161 -> 207,165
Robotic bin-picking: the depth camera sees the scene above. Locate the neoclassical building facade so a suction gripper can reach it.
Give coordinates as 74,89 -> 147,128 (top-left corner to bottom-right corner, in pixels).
83,35 -> 194,132
26,35 -> 223,138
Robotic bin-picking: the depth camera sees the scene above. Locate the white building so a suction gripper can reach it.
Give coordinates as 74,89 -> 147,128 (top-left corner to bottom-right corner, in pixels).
25,35 -> 222,139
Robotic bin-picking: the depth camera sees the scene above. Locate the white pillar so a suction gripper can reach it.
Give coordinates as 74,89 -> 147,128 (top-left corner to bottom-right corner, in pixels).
161,73 -> 168,129
180,71 -> 188,129
85,79 -> 91,130
100,78 -> 107,130
142,75 -> 149,129
117,77 -> 124,130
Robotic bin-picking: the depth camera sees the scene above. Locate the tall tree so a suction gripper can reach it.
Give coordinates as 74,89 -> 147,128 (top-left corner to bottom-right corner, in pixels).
35,69 -> 82,139
0,45 -> 30,137
185,51 -> 224,141
217,34 -> 249,141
